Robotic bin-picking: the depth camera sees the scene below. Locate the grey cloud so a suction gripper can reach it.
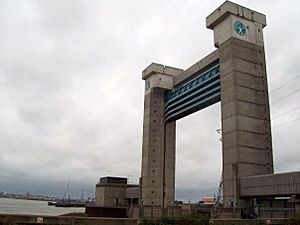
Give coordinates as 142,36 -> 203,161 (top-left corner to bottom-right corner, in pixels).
0,0 -> 299,202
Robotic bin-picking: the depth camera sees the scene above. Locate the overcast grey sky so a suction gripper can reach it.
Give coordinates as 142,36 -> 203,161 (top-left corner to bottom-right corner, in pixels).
1,0 -> 300,202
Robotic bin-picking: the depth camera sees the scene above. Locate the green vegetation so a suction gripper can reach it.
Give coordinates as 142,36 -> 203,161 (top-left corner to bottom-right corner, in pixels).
210,220 -> 264,225
141,213 -> 209,225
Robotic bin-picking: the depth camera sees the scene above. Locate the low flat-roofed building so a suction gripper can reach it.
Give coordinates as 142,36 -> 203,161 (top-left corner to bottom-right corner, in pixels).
198,197 -> 216,208
95,176 -> 139,207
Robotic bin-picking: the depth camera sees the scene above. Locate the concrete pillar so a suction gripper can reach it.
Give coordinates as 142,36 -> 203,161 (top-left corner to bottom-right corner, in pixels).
140,63 -> 183,216
290,196 -> 300,214
164,121 -> 176,207
206,2 -> 273,207
295,203 -> 300,214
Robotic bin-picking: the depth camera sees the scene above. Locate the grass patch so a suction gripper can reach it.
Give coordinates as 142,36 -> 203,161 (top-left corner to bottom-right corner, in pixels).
141,213 -> 209,225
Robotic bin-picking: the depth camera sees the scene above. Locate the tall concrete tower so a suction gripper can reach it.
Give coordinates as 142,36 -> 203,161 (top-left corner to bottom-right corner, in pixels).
140,64 -> 183,216
206,1 -> 273,207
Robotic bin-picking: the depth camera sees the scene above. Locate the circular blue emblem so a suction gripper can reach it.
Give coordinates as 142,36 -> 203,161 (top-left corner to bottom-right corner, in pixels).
145,80 -> 151,91
234,21 -> 247,36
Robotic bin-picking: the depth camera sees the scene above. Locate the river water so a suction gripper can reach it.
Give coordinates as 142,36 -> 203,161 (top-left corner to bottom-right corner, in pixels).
0,198 -> 85,216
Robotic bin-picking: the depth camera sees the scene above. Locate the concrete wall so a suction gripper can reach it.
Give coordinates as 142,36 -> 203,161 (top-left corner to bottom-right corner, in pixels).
95,184 -> 126,206
0,214 -> 137,225
96,184 -> 139,207
128,205 -> 188,219
95,185 -> 106,206
240,172 -> 300,197
219,37 -> 273,207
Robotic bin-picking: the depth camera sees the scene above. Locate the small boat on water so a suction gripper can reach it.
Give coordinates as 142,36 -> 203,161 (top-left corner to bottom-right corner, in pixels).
47,201 -> 57,206
54,201 -> 85,207
48,200 -> 85,207
48,183 -> 85,207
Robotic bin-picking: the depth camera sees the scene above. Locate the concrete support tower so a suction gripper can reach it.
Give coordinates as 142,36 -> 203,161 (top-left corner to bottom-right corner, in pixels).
140,64 -> 183,215
206,2 -> 274,207
140,1 -> 275,216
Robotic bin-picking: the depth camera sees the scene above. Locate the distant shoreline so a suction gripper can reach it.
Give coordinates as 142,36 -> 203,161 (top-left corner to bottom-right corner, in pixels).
0,195 -> 59,202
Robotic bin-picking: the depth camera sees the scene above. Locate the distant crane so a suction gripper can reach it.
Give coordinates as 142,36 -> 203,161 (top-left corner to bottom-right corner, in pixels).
63,183 -> 71,202
80,187 -> 84,201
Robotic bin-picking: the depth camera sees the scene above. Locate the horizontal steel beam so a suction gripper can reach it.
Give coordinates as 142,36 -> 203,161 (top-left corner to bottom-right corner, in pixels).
165,63 -> 220,121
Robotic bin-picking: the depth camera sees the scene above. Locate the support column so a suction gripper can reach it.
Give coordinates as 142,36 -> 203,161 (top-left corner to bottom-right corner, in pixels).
164,121 -> 176,207
140,63 -> 183,217
206,2 -> 273,208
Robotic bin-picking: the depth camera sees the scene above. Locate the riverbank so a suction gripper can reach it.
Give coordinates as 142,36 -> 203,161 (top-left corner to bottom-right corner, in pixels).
0,214 -> 137,225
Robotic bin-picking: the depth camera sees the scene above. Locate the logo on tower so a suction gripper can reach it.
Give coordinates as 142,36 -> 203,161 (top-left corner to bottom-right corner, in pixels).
234,21 -> 247,36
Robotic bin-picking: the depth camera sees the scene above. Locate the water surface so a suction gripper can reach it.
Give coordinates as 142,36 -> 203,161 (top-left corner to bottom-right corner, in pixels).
0,198 -> 85,216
